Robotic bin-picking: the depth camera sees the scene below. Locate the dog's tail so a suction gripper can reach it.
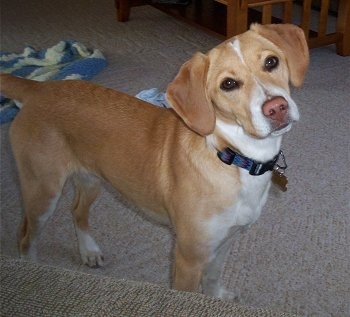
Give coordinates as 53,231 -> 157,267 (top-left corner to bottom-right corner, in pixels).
0,73 -> 40,104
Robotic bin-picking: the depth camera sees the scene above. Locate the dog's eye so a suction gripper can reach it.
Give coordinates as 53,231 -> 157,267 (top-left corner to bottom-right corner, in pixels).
220,78 -> 241,91
264,56 -> 279,72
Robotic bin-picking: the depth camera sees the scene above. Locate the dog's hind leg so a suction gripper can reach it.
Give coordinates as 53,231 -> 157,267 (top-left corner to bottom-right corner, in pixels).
17,172 -> 65,261
72,173 -> 103,268
10,114 -> 72,261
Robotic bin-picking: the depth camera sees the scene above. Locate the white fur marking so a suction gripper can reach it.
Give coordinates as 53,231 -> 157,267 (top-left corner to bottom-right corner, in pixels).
215,119 -> 282,162
76,228 -> 103,267
39,194 -> 60,228
230,39 -> 245,65
229,39 -> 299,138
204,168 -> 271,265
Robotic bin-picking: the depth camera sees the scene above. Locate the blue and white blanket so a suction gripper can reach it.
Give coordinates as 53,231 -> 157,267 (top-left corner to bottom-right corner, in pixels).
135,88 -> 169,108
0,40 -> 107,124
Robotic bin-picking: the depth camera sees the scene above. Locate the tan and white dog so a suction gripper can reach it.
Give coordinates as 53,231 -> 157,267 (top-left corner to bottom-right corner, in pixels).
1,24 -> 308,297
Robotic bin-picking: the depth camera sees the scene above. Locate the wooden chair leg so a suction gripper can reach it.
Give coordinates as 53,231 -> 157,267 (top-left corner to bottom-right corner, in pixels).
283,1 -> 293,23
115,0 -> 131,22
226,0 -> 248,38
336,0 -> 350,56
261,4 -> 272,24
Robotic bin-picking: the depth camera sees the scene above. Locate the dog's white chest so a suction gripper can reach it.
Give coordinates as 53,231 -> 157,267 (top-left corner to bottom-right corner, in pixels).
233,170 -> 272,225
207,170 -> 271,244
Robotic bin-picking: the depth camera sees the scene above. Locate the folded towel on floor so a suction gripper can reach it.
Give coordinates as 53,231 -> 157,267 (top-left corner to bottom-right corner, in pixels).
0,40 -> 107,124
135,88 -> 169,108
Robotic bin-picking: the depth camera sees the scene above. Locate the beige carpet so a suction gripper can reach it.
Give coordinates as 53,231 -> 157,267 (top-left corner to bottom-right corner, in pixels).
1,256 -> 299,317
1,0 -> 349,316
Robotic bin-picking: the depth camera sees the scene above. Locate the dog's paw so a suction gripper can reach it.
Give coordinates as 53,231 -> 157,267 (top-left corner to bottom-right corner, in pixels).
217,287 -> 240,301
19,244 -> 38,262
202,284 -> 240,301
76,229 -> 104,268
80,249 -> 104,268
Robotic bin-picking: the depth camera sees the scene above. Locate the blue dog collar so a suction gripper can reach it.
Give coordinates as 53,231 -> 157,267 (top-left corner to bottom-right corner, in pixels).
217,148 -> 287,176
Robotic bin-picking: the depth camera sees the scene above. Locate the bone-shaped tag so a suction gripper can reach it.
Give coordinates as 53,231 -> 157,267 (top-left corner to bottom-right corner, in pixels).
272,170 -> 288,192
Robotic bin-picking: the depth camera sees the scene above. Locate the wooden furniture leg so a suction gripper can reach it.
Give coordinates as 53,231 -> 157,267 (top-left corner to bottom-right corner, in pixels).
217,0 -> 349,56
225,0 -> 247,38
115,0 -> 131,22
336,0 -> 350,56
223,0 -> 294,39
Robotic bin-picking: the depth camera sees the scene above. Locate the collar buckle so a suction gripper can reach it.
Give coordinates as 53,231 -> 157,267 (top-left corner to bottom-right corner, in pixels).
273,150 -> 287,175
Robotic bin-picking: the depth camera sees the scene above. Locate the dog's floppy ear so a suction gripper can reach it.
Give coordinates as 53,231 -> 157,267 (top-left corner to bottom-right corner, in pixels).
166,52 -> 215,136
250,23 -> 309,87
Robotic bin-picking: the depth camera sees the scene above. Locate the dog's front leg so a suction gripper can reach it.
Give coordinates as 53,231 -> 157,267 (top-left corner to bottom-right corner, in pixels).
171,215 -> 238,294
201,234 -> 239,299
201,226 -> 248,299
172,242 -> 207,292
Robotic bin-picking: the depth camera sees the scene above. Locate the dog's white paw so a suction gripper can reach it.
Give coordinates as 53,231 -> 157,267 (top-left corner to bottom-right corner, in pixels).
217,287 -> 240,301
80,248 -> 104,268
19,238 -> 39,262
76,229 -> 104,268
202,283 -> 240,301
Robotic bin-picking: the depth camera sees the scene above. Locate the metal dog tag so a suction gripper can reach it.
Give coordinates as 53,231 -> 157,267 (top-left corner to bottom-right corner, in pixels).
272,170 -> 288,192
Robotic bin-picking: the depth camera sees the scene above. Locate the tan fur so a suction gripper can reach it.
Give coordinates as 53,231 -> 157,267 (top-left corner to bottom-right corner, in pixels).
0,24 -> 308,297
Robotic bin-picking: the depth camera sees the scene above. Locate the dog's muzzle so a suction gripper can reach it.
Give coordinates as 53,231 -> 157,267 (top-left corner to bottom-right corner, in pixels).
262,96 -> 296,135
263,96 -> 288,124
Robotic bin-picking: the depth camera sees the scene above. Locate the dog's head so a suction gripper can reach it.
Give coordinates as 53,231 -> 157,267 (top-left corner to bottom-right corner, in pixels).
166,24 -> 309,139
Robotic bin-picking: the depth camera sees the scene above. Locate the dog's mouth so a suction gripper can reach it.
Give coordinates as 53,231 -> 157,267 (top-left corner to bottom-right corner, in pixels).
270,121 -> 293,136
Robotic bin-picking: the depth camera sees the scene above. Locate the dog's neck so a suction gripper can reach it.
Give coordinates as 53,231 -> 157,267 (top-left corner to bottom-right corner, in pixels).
206,120 -> 283,164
